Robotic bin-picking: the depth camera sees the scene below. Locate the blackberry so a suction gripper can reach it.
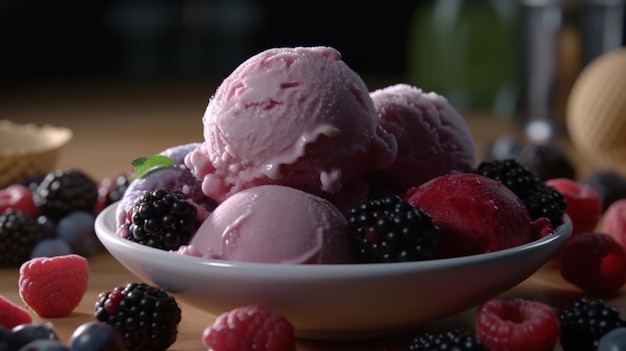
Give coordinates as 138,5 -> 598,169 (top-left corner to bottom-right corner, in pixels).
583,171 -> 626,212
33,169 -> 98,221
409,329 -> 489,351
476,159 -> 567,226
559,297 -> 626,351
94,282 -> 181,351
0,209 -> 43,267
125,189 -> 199,251
523,183 -> 567,227
475,159 -> 541,200
348,194 -> 439,263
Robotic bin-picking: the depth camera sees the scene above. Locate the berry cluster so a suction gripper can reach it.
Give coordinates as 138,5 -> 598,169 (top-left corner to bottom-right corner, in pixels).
475,159 -> 567,227
408,297 -> 626,351
123,189 -> 200,251
0,320 -> 124,351
0,168 -> 118,267
347,194 -> 440,263
95,282 -> 182,351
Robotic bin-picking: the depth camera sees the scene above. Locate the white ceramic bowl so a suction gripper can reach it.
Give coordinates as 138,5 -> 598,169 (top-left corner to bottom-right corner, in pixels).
95,202 -> 571,340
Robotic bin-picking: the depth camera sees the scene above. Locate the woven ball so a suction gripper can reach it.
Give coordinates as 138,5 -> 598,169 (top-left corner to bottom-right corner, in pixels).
566,47 -> 626,174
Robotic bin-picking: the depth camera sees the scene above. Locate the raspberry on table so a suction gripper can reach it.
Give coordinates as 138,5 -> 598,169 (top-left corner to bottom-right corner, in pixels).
546,178 -> 602,236
202,305 -> 295,351
560,232 -> 626,295
559,297 -> 626,351
602,199 -> 626,248
124,189 -> 200,251
347,194 -> 440,263
0,184 -> 38,218
0,294 -> 32,329
0,209 -> 44,267
475,297 -> 560,351
409,329 -> 488,351
18,254 -> 89,318
33,168 -> 98,221
95,282 -> 181,351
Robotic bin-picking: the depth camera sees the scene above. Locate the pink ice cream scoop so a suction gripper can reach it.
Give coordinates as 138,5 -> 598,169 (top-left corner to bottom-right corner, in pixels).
367,84 -> 478,195
179,185 -> 354,264
405,173 -> 535,259
185,46 -> 397,203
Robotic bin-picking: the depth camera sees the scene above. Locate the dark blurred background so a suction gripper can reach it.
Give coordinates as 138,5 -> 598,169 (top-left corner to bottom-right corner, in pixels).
0,0 -> 416,91
1,0 -> 625,117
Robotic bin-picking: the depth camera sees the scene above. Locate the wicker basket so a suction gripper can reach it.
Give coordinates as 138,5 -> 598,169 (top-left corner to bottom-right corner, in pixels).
0,120 -> 73,188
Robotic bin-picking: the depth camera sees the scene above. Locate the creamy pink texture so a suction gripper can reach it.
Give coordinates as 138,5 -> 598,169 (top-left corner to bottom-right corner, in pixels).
185,46 -> 397,203
368,84 -> 477,195
181,185 -> 354,264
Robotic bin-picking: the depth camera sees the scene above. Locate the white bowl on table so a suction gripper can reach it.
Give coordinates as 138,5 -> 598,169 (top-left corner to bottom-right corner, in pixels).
95,202 -> 571,340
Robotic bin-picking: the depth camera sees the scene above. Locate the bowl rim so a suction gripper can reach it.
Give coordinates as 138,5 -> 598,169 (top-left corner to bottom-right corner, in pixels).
95,201 -> 572,277
0,120 -> 73,156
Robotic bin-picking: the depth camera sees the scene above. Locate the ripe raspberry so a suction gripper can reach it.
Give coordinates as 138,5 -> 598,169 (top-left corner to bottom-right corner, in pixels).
18,254 -> 89,317
559,297 -> 626,351
0,184 -> 38,218
475,298 -> 560,351
602,199 -> 626,247
95,282 -> 181,351
347,194 -> 440,263
560,232 -> 626,294
546,178 -> 602,236
409,329 -> 488,350
202,305 -> 295,351
0,294 -> 32,329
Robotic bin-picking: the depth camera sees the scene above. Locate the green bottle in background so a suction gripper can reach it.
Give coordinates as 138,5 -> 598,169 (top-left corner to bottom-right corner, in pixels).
408,0 -> 520,116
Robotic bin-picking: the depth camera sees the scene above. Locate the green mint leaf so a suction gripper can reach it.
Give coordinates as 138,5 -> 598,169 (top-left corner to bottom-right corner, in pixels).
131,155 -> 175,180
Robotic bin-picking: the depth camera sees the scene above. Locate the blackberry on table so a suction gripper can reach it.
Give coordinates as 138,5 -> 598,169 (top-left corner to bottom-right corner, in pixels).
33,169 -> 98,221
476,159 -> 567,226
125,189 -> 199,251
409,329 -> 489,351
559,297 -> 626,351
0,209 -> 43,267
95,282 -> 181,351
583,170 -> 626,212
348,194 -> 439,263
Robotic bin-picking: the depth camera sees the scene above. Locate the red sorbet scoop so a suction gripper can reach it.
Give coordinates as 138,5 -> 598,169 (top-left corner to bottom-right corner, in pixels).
405,173 -> 534,259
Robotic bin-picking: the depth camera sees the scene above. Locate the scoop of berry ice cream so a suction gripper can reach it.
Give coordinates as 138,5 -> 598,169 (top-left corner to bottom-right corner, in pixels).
405,173 -> 537,259
367,84 -> 477,195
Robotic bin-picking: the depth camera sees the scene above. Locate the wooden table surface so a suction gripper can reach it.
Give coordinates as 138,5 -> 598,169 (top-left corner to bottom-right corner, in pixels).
0,79 -> 622,350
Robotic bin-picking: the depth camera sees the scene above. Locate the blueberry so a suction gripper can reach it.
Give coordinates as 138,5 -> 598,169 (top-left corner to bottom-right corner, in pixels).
69,321 -> 125,351
16,339 -> 69,351
30,238 -> 73,259
56,211 -> 100,256
9,323 -> 58,350
598,327 -> 626,351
